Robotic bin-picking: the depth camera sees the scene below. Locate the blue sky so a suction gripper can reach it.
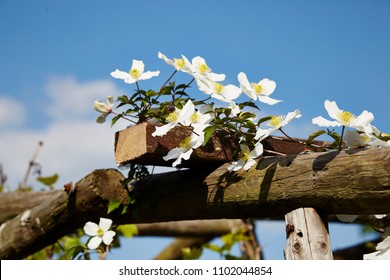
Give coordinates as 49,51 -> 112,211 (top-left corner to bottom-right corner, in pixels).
0,0 -> 387,259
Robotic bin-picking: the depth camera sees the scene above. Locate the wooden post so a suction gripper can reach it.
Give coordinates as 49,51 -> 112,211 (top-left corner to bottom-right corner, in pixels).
284,207 -> 333,260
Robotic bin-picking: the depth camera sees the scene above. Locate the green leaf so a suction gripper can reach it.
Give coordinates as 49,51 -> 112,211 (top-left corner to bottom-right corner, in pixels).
66,245 -> 86,260
36,174 -> 59,189
107,200 -> 122,214
204,243 -> 223,254
181,247 -> 203,260
257,116 -> 273,126
117,224 -> 138,238
146,90 -> 158,97
239,101 -> 260,111
111,114 -> 122,127
307,129 -> 327,143
203,126 -> 216,146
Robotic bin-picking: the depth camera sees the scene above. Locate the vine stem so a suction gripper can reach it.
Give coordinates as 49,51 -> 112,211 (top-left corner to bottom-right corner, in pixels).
20,141 -> 43,190
279,128 -> 303,144
339,125 -> 346,150
159,70 -> 177,92
111,111 -> 136,123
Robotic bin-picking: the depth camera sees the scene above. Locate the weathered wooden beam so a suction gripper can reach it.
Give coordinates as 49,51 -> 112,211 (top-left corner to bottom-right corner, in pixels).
153,237 -> 213,260
116,147 -> 390,224
1,147 -> 390,259
114,122 -> 327,167
0,190 -> 62,224
0,169 -> 127,260
284,208 -> 333,260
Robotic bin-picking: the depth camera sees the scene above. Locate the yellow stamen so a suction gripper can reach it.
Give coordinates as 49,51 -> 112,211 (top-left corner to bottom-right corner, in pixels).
191,112 -> 199,123
178,137 -> 192,149
199,63 -> 208,74
214,83 -> 224,94
97,228 -> 104,237
241,151 -> 250,160
129,68 -> 140,79
269,116 -> 282,127
174,58 -> 185,68
338,111 -> 356,125
252,83 -> 263,94
166,111 -> 178,123
361,134 -> 371,143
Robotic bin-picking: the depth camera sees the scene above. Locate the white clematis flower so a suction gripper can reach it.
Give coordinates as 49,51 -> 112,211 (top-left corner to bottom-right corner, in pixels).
163,133 -> 204,167
238,72 -> 281,105
312,100 -> 374,134
343,130 -> 390,149
196,77 -> 242,103
83,218 -> 116,250
110,59 -> 160,84
189,56 -> 225,82
181,103 -> 214,135
93,96 -> 114,123
151,100 -> 194,137
363,236 -> 390,260
228,143 -> 263,172
255,110 -> 302,141
157,51 -> 192,74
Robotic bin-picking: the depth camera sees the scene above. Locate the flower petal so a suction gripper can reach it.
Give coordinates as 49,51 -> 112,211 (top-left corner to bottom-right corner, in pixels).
163,148 -> 182,161
99,218 -> 113,232
207,72 -> 225,82
158,51 -> 174,66
131,59 -> 145,73
178,100 -> 195,124
83,222 -> 99,236
110,69 -> 131,80
93,101 -> 110,113
250,143 -> 264,158
312,116 -> 341,127
238,72 -> 256,99
139,70 -> 160,80
227,159 -> 246,172
172,149 -> 193,167
353,110 -> 374,128
243,158 -> 256,170
259,78 -> 276,96
255,128 -> 272,141
87,236 -> 103,250
102,230 -> 116,246
281,109 -> 301,127
222,85 -> 242,101
257,95 -> 282,105
343,130 -> 365,148
152,123 -> 177,137
324,100 -> 341,121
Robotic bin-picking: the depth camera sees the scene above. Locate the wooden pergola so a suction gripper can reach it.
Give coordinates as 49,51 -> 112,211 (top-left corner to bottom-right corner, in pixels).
0,123 -> 389,259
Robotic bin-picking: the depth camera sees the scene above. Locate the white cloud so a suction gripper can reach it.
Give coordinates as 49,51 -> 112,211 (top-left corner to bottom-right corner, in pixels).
44,76 -> 124,121
0,76 -> 131,190
0,119 -> 124,190
0,96 -> 26,128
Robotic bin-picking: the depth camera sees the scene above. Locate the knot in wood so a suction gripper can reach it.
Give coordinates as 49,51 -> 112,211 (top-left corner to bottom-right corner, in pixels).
286,224 -> 295,236
293,240 -> 302,252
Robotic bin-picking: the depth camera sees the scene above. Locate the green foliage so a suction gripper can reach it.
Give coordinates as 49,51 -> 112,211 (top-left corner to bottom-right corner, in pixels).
182,228 -> 250,260
36,174 -> 59,190
117,224 -> 138,238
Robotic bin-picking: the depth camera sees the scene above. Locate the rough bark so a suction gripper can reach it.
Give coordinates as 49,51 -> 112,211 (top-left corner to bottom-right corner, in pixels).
153,237 -> 213,260
1,147 -> 390,259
